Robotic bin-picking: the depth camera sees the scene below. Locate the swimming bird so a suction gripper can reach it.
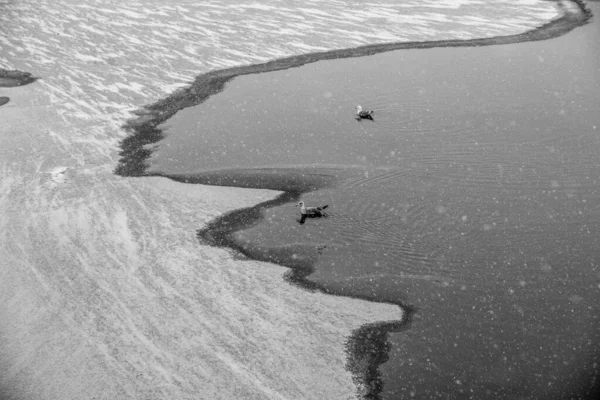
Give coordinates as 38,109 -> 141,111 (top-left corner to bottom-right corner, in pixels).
296,201 -> 328,216
295,201 -> 329,224
356,105 -> 374,120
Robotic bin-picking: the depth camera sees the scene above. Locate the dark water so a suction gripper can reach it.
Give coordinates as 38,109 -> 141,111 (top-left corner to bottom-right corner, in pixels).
151,6 -> 600,399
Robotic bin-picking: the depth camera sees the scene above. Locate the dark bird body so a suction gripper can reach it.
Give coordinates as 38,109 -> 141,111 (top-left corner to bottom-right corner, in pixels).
356,105 -> 374,120
296,201 -> 329,224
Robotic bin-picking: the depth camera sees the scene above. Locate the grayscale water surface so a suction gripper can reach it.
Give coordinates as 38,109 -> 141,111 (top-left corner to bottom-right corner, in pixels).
6,0 -> 597,399
151,3 -> 600,398
151,6 -> 600,399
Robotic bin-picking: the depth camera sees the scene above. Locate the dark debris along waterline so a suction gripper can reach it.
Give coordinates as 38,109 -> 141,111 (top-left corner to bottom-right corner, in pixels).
115,1 -> 599,399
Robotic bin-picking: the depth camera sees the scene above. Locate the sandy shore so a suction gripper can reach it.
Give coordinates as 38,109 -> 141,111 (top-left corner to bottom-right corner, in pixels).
0,1 -> 575,399
0,89 -> 401,398
0,82 -> 403,399
113,2 -> 591,396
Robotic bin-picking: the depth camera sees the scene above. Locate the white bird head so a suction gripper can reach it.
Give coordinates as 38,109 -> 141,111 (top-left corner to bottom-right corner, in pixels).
295,201 -> 304,207
356,105 -> 362,113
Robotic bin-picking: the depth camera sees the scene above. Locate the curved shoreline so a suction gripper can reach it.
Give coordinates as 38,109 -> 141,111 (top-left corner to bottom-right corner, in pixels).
115,1 -> 592,398
193,172 -> 416,399
116,0 -> 590,177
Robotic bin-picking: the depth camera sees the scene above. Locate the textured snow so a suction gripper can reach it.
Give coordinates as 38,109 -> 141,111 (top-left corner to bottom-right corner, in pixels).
0,0 -> 561,398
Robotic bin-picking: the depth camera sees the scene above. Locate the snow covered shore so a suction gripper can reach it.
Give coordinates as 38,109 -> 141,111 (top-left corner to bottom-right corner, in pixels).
0,1 -> 568,398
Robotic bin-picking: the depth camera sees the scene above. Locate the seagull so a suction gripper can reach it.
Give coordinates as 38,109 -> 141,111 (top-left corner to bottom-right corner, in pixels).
356,105 -> 374,120
295,201 -> 329,224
